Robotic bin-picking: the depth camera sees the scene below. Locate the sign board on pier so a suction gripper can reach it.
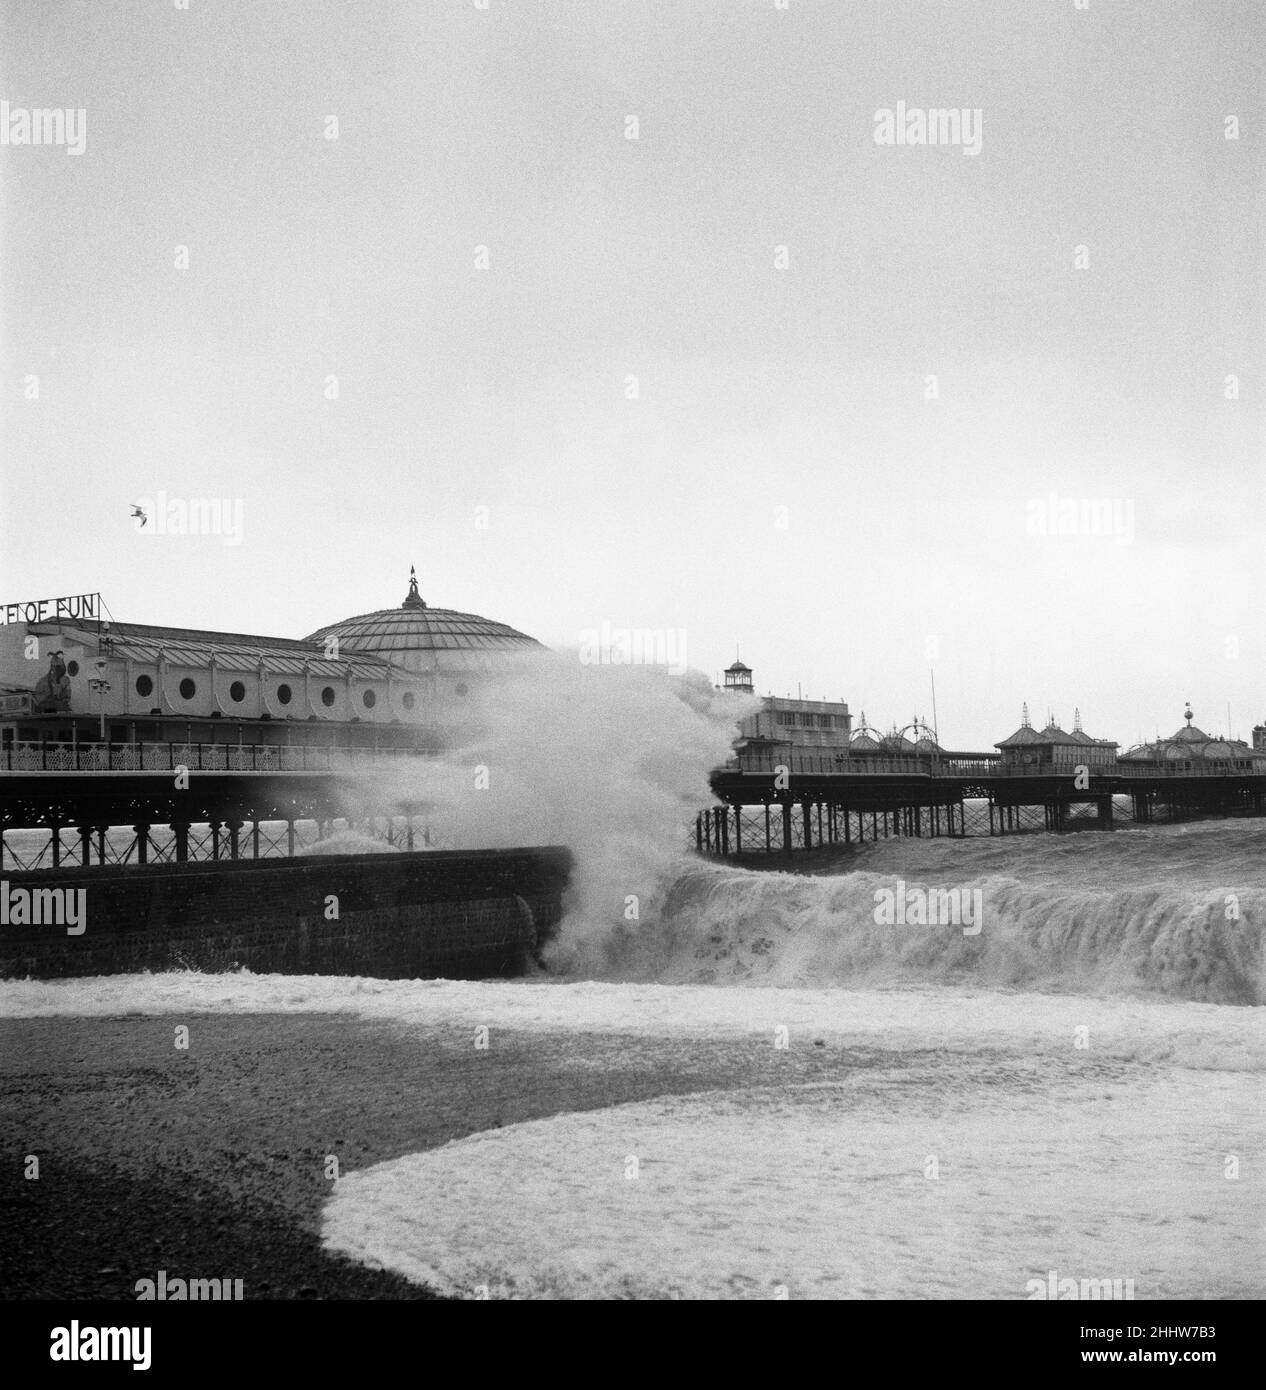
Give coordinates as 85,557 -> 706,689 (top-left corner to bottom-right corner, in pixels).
1,593 -> 103,625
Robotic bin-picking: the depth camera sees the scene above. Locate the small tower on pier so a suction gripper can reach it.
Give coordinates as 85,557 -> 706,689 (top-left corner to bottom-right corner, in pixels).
723,657 -> 754,695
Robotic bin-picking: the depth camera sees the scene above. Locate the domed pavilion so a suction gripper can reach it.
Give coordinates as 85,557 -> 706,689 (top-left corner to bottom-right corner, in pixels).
1119,705 -> 1264,772
306,567 -> 545,692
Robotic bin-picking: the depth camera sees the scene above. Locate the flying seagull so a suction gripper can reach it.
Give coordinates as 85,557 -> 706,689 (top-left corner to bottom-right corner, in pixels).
130,504 -> 148,528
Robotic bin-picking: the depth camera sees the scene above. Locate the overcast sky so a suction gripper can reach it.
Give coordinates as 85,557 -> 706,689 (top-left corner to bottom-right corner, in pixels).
2,0 -> 1262,749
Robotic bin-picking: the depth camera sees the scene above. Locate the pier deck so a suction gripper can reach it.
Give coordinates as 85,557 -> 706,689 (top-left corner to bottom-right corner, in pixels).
700,758 -> 1266,855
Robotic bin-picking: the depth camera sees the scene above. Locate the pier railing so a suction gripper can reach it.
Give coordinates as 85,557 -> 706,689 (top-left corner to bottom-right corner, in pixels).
726,751 -> 1265,779
0,740 -> 441,773
729,752 -> 950,777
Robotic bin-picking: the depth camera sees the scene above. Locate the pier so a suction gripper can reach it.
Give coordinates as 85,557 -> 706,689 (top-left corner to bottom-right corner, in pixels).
695,751 -> 1266,857
0,738 -> 436,871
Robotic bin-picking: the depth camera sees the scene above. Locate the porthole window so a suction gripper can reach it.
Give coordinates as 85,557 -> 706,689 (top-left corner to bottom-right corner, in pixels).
321,686 -> 336,707
362,689 -> 377,709
179,678 -> 196,699
136,674 -> 154,697
401,691 -> 416,711
277,684 -> 292,705
66,660 -> 79,677
229,681 -> 245,703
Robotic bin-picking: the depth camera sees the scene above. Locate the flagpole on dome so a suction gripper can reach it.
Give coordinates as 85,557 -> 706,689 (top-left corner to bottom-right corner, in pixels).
402,565 -> 426,611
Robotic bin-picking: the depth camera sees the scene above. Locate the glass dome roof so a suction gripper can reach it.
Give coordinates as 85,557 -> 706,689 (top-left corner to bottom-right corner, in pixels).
305,569 -> 544,674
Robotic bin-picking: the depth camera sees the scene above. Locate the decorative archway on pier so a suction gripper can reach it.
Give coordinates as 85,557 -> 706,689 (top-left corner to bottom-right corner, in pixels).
882,719 -> 942,771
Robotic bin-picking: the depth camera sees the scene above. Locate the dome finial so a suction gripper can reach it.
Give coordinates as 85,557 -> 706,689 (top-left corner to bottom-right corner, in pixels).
402,565 -> 426,610
1184,702 -> 1193,726
1021,701 -> 1030,729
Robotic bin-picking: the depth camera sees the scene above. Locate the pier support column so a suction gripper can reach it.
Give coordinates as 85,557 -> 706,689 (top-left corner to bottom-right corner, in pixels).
782,801 -> 793,856
227,820 -> 243,859
407,819 -> 416,852
802,802 -> 812,850
173,822 -> 190,863
133,824 -> 149,865
209,821 -> 223,861
734,806 -> 742,856
286,819 -> 296,857
50,825 -> 61,868
77,825 -> 92,866
252,820 -> 261,858
843,808 -> 851,844
765,803 -> 772,852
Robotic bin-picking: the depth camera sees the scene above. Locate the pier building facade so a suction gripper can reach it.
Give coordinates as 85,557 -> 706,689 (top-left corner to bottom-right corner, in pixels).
1120,706 -> 1266,774
0,570 -> 544,762
717,659 -> 852,765
995,705 -> 1118,772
